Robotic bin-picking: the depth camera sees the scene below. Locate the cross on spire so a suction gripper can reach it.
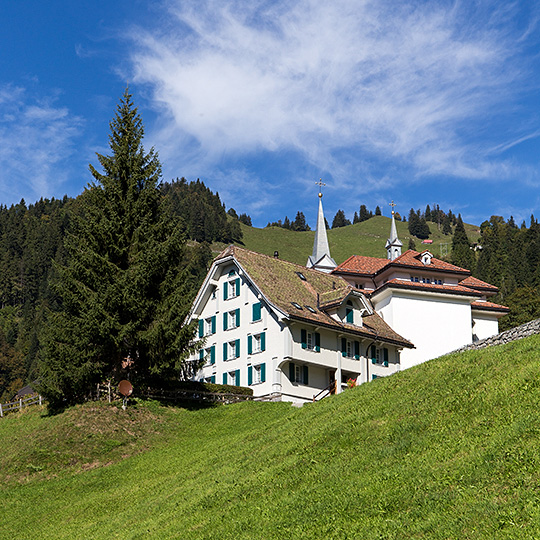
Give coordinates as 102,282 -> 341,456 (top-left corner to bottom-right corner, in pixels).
316,179 -> 326,198
389,200 -> 397,215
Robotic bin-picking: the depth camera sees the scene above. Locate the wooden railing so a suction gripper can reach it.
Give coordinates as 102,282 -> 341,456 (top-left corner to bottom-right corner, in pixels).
0,394 -> 43,417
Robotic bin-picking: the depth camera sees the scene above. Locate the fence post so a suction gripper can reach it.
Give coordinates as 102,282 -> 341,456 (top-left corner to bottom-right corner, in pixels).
39,395 -> 42,406
19,398 -> 22,411
108,381 -> 111,403
0,403 -> 3,417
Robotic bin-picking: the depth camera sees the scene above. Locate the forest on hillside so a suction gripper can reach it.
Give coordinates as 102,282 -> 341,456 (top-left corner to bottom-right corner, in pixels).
0,179 -> 243,402
1,179 -> 539,401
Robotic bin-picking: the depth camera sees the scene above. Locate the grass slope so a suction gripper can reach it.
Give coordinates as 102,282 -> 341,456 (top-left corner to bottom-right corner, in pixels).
2,335 -> 540,539
238,216 -> 481,265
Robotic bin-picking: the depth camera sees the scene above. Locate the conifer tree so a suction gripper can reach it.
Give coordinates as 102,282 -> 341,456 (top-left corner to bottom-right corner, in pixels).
39,90 -> 202,408
451,214 -> 475,271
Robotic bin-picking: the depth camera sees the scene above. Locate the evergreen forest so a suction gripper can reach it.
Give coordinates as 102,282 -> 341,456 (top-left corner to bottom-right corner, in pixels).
1,93 -> 539,404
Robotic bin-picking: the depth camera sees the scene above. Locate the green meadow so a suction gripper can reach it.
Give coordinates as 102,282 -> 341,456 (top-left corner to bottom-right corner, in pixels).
236,216 -> 481,265
2,334 -> 540,539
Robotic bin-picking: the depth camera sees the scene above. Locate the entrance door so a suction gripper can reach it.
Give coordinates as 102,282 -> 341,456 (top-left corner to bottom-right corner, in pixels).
329,370 -> 336,394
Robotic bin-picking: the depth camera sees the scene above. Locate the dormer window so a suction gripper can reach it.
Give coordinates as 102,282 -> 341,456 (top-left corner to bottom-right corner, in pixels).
420,251 -> 433,265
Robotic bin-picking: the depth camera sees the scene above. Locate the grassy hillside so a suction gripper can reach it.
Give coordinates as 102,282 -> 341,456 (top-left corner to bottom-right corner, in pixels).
2,335 -> 540,539
236,216 -> 481,265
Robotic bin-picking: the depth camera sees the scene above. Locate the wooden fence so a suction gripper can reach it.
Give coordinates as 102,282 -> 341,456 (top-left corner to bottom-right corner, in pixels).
0,394 -> 43,417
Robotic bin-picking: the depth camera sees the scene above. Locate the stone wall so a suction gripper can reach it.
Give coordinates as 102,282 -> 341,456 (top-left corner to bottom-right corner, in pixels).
454,318 -> 540,354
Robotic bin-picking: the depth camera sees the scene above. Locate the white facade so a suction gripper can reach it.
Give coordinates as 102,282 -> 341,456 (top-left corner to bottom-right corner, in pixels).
373,288 -> 476,369
188,248 -> 411,403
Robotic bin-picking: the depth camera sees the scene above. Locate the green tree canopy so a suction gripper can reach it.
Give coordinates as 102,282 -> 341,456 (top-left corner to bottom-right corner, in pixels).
39,90 -> 206,409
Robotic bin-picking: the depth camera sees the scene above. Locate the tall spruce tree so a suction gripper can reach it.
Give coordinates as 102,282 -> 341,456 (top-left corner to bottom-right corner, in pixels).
39,90 -> 202,408
451,214 -> 475,271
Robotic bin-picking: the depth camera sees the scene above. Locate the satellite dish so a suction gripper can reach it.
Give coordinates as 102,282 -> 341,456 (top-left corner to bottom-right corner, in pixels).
118,380 -> 133,397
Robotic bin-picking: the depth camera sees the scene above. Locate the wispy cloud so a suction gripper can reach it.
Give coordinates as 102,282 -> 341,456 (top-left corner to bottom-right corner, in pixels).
0,85 -> 83,204
128,0 -> 538,217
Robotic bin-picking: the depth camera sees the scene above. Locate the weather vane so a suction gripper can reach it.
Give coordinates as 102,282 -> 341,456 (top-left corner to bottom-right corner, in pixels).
316,179 -> 326,198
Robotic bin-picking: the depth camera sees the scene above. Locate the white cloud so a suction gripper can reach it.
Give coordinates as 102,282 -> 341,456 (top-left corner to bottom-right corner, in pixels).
0,85 -> 83,203
128,0 -> 538,216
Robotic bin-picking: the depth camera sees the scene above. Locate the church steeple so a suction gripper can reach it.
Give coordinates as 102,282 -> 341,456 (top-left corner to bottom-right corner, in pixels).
385,200 -> 403,261
307,180 -> 337,273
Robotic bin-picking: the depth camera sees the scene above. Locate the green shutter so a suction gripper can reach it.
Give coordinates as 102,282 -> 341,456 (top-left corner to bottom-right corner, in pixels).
235,339 -> 240,357
210,346 -> 215,364
223,312 -> 228,331
354,341 -> 360,360
223,282 -> 228,300
289,362 -> 295,381
228,269 -> 236,277
315,332 -> 320,352
301,329 -> 307,349
236,308 -> 240,327
341,338 -> 347,357
223,342 -> 228,361
235,369 -> 240,386
371,345 -> 377,364
253,302 -> 261,321
372,374 -> 377,380
235,278 -> 240,297
346,308 -> 353,323
248,366 -> 253,385
223,372 -> 228,384
198,319 -> 204,338
211,316 -> 216,334
260,363 -> 266,383
383,347 -> 389,367
211,375 -> 216,384
303,365 -> 309,385
261,332 -> 266,351
199,349 -> 204,361
248,335 -> 253,355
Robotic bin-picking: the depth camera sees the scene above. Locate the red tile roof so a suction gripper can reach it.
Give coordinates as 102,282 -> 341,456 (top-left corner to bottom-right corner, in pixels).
388,250 -> 470,274
333,250 -> 470,278
471,300 -> 509,313
369,278 -> 483,298
334,255 -> 389,275
459,276 -> 499,293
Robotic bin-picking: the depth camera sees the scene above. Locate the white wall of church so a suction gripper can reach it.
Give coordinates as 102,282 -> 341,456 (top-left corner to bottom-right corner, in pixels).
472,312 -> 499,342
374,291 -> 473,369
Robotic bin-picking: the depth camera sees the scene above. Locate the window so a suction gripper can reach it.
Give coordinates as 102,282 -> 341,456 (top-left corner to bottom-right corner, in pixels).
223,309 -> 240,330
370,345 -> 389,366
223,369 -> 240,386
223,339 -> 240,361
345,302 -> 354,324
252,302 -> 262,322
301,329 -> 320,352
291,302 -> 302,310
248,363 -> 266,385
248,332 -> 266,354
199,345 -> 216,365
289,362 -> 309,385
198,316 -> 216,337
341,338 -> 360,359
305,305 -> 316,313
296,272 -> 307,281
223,278 -> 240,300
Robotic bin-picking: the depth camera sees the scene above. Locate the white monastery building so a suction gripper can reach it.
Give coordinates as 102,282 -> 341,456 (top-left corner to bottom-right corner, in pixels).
188,193 -> 508,403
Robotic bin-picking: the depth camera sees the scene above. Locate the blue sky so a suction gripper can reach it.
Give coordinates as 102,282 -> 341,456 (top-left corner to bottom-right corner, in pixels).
1,1 -> 539,228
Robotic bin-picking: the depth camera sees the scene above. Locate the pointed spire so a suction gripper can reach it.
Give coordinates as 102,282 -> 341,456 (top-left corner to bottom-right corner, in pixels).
385,200 -> 403,261
307,181 -> 337,273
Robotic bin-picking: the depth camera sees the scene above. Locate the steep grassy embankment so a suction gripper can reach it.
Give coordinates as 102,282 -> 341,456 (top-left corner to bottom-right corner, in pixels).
2,334 -> 540,539
236,216 -> 481,265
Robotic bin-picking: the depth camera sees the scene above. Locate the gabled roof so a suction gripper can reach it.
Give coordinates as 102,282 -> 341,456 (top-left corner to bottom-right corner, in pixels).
334,250 -> 471,278
471,300 -> 509,313
369,278 -> 483,298
214,246 -> 413,348
385,250 -> 471,275
459,275 -> 499,293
